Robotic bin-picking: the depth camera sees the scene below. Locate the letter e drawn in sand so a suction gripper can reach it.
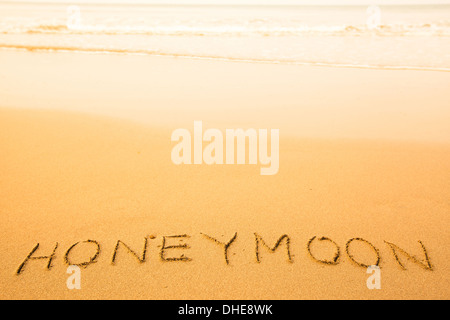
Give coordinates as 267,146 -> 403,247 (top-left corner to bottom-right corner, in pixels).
160,234 -> 192,262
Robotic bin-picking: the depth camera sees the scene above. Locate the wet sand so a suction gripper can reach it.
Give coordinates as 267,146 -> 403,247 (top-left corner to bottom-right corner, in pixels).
0,51 -> 449,299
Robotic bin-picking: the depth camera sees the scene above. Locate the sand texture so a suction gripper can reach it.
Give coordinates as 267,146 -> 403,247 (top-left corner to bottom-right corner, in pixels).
0,51 -> 449,299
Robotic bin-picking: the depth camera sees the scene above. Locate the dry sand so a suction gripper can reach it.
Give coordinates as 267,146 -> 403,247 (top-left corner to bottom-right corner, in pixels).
0,50 -> 449,299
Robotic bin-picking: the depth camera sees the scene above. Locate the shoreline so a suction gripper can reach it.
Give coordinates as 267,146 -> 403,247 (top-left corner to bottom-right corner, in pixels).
1,47 -> 450,73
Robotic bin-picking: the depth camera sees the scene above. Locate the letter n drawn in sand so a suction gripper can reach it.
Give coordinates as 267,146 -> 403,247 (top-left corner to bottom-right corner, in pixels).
160,234 -> 192,262
254,233 -> 292,263
384,240 -> 433,271
111,236 -> 155,265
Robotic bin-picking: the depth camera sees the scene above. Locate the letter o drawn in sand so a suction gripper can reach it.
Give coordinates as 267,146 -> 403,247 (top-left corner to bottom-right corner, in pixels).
307,236 -> 340,265
345,238 -> 380,268
64,240 -> 100,268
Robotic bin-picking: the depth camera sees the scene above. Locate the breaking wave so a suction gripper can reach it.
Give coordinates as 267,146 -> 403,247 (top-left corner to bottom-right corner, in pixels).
1,22 -> 450,37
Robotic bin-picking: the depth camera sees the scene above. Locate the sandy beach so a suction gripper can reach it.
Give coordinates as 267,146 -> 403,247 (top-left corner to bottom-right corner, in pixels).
0,50 -> 449,300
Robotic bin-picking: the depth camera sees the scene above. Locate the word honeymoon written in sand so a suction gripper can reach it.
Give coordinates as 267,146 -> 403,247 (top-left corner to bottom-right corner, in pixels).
16,233 -> 433,274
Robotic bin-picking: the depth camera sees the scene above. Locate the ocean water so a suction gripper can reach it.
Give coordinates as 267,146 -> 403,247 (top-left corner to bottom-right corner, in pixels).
0,2 -> 449,71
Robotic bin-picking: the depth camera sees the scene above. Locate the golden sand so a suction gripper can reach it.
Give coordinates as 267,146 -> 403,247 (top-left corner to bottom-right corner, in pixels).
0,51 -> 449,299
